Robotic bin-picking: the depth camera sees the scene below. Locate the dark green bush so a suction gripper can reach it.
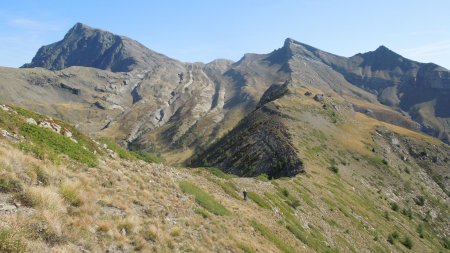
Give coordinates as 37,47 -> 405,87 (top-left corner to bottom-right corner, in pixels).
401,236 -> 413,249
390,202 -> 399,211
414,195 -> 425,206
387,231 -> 399,244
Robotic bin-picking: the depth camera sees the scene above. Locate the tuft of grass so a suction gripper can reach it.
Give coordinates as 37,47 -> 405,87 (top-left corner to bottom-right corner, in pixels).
142,226 -> 158,242
59,182 -> 83,207
20,124 -> 98,167
247,192 -> 271,209
170,227 -> 182,237
250,220 -> 295,253
179,181 -> 231,216
0,173 -> 22,193
15,186 -> 65,213
117,220 -> 136,235
0,229 -> 26,253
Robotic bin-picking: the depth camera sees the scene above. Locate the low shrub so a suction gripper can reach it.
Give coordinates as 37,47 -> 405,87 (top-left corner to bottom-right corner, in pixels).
390,202 -> 399,212
401,236 -> 413,249
328,159 -> 339,173
414,195 -> 425,206
387,231 -> 399,244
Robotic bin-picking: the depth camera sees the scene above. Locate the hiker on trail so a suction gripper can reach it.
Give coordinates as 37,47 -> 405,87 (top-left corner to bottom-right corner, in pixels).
243,189 -> 248,201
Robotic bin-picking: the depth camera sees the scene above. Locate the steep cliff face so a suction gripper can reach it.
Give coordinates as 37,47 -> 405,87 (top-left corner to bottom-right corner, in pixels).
22,23 -> 175,72
190,83 -> 303,178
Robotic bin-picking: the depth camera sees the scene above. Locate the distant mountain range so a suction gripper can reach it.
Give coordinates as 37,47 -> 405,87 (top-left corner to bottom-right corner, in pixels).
0,22 -> 448,177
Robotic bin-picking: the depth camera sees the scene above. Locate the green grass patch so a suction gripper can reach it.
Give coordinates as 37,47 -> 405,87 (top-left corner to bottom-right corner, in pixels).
250,220 -> 295,253
256,173 -> 270,182
98,137 -> 137,161
179,181 -> 231,216
216,180 -> 241,199
207,167 -> 236,180
20,124 -> 98,167
362,155 -> 388,169
133,150 -> 164,163
248,192 -> 271,209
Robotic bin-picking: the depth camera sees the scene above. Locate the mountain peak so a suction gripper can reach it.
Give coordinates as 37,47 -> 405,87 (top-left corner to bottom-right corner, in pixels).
283,37 -> 296,47
72,22 -> 91,30
22,22 -> 175,72
374,45 -> 397,55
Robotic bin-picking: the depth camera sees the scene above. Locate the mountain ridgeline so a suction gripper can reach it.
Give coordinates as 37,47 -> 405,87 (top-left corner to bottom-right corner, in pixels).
6,23 -> 449,178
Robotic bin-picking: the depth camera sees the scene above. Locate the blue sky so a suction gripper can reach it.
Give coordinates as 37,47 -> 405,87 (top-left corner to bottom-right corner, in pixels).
1,0 -> 449,68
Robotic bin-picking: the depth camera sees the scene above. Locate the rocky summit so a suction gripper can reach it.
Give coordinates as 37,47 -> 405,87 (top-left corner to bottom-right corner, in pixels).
0,22 -> 449,253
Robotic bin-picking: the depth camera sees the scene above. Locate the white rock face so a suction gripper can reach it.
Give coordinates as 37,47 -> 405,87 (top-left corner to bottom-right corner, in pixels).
26,118 -> 37,125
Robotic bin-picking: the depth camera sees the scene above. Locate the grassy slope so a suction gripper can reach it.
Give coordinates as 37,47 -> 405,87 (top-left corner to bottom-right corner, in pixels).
0,103 -> 449,252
